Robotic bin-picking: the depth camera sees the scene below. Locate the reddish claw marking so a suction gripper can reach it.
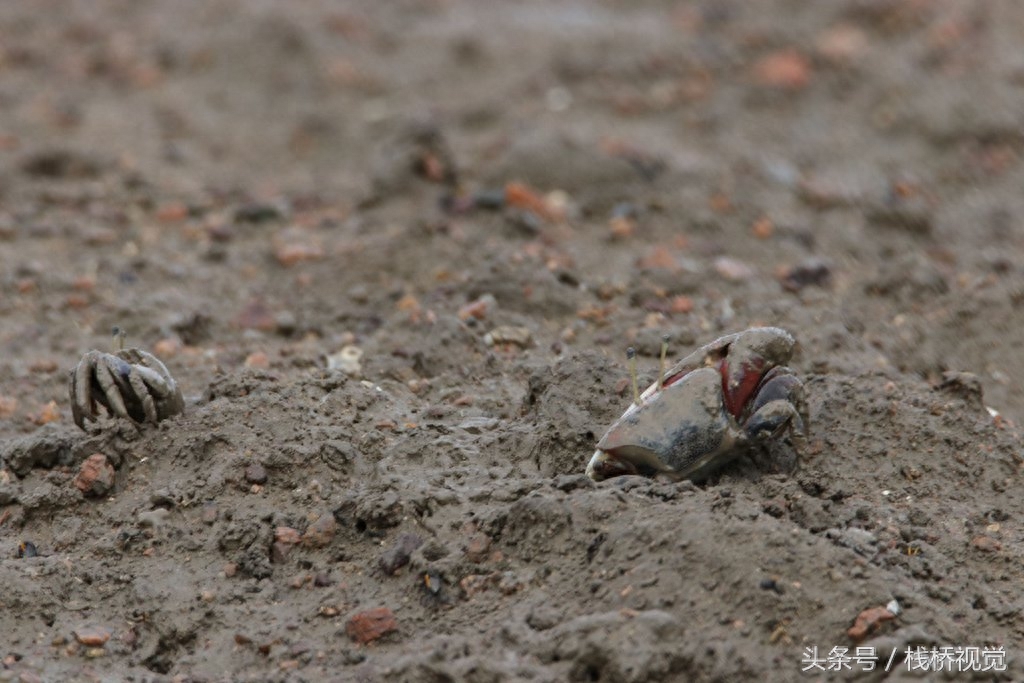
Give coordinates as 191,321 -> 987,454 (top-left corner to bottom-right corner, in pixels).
720,357 -> 766,419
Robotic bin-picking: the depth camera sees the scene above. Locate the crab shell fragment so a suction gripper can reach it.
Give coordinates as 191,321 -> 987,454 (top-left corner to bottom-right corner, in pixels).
586,327 -> 808,482
70,348 -> 185,430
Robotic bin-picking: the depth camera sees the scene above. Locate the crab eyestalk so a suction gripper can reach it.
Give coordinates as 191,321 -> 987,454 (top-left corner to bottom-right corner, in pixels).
657,334 -> 669,392
626,346 -> 640,406
112,326 -> 127,352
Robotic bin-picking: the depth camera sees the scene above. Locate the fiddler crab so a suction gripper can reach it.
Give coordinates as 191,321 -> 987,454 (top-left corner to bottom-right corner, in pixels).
69,328 -> 184,431
586,327 -> 808,482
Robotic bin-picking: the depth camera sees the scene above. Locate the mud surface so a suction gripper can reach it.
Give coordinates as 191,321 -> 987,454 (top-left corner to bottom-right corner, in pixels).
2,1 -> 1024,681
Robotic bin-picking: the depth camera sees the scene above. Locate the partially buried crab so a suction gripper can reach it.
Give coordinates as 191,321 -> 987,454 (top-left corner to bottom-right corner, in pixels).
586,327 -> 808,482
70,328 -> 184,431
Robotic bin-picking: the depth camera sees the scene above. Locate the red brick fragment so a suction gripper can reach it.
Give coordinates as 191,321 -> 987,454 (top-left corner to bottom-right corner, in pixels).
74,454 -> 115,497
345,607 -> 397,644
847,606 -> 895,642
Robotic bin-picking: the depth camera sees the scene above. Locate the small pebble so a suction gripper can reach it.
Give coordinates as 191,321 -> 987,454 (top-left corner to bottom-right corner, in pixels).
779,257 -> 832,292
345,607 -> 398,644
378,533 -> 423,575
970,535 -> 1002,553
275,526 -> 301,545
149,489 -> 176,508
273,227 -> 325,267
29,358 -> 59,373
752,48 -> 812,90
155,202 -> 189,223
235,202 -> 285,223
235,298 -> 276,331
0,395 -> 18,418
302,513 -> 338,548
73,625 -> 111,647
244,351 -> 270,369
271,541 -> 293,564
137,508 -> 170,529
326,346 -> 363,376
458,294 -> 497,321
484,325 -> 533,348
274,311 -> 298,335
33,400 -> 61,426
847,606 -> 895,642
201,501 -> 218,524
74,454 -> 115,498
751,216 -> 774,239
473,188 -> 506,210
245,463 -> 268,485
713,256 -> 755,282
816,24 -> 868,64
465,533 -> 491,564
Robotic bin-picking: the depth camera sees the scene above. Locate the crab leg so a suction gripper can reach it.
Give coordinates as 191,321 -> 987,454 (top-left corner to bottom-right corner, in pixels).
126,368 -> 159,423
95,358 -> 132,422
132,364 -> 172,396
137,355 -> 184,418
71,356 -> 97,428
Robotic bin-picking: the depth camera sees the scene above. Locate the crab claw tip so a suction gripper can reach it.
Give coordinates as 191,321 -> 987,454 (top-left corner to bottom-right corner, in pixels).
587,448 -> 654,481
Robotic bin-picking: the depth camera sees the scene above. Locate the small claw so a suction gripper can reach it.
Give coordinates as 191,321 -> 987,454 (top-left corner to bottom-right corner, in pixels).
586,450 -> 639,481
747,370 -> 808,439
745,400 -> 804,443
718,328 -> 796,419
586,447 -> 692,482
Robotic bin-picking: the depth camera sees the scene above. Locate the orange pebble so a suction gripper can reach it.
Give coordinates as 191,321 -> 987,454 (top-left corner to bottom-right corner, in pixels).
609,215 -> 637,240
504,181 -> 552,220
153,338 -> 181,358
244,351 -> 270,369
33,400 -> 61,425
752,49 -> 812,90
670,295 -> 694,314
0,396 -> 18,418
155,202 -> 189,223
752,216 -> 774,239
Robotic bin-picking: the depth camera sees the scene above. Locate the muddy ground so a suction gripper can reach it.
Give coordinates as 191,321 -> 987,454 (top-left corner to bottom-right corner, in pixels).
1,1 -> 1024,681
